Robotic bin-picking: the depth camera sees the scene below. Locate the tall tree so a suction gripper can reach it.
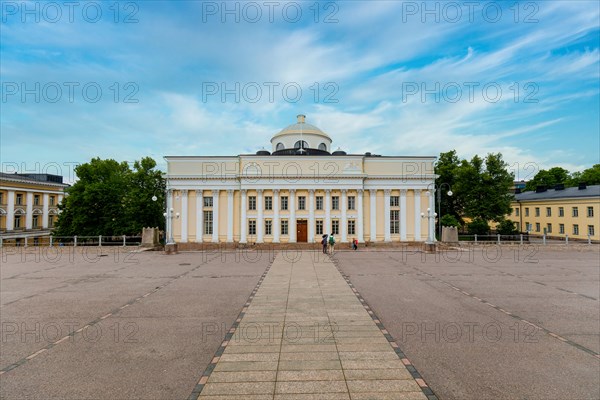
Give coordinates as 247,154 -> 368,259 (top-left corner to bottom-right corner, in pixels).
525,167 -> 570,191
578,164 -> 600,185
435,150 -> 464,222
54,157 -> 165,237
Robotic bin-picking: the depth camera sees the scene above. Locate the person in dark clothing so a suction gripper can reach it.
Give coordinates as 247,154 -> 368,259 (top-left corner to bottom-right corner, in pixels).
321,234 -> 329,254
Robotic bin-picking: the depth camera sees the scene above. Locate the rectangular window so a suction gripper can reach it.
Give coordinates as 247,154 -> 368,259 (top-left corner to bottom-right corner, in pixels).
547,223 -> 552,233
204,197 -> 213,207
546,207 -> 551,217
587,207 -> 594,217
15,215 -> 22,228
316,220 -> 323,235
573,224 -> 579,235
559,207 -> 564,217
525,208 -> 529,217
535,223 -> 540,232
0,192 -> 3,205
281,196 -> 288,210
316,196 -> 323,210
265,196 -> 272,210
525,222 -> 531,231
298,196 -> 306,210
49,196 -> 55,206
390,196 -> 399,207
16,194 -> 23,205
34,195 -> 40,206
535,207 -> 540,217
332,196 -> 339,210
281,219 -> 288,235
248,196 -> 256,210
572,207 -> 578,217
559,224 -> 565,234
48,215 -> 54,228
348,196 -> 355,210
588,225 -> 595,236
204,211 -> 213,235
33,215 -> 39,228
265,220 -> 272,235
515,222 -> 520,231
348,220 -> 356,235
331,220 -> 339,235
248,220 -> 256,235
390,210 -> 400,234
515,208 -> 519,216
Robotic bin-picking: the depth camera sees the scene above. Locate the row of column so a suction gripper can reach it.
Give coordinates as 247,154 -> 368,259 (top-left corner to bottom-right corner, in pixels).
172,188 -> 434,244
2,190 -> 62,231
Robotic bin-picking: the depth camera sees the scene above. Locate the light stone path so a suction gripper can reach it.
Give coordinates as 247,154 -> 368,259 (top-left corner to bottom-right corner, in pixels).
195,252 -> 430,400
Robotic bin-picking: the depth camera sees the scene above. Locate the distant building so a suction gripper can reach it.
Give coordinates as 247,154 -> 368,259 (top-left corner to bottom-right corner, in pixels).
164,115 -> 437,245
511,180 -> 526,194
508,183 -> 599,241
0,173 -> 68,245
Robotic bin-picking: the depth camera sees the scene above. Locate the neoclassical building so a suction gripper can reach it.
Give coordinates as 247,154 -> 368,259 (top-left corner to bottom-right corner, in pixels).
164,115 -> 437,245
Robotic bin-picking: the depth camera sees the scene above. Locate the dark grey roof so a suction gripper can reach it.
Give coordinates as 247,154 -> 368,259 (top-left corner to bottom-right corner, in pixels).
515,185 -> 600,201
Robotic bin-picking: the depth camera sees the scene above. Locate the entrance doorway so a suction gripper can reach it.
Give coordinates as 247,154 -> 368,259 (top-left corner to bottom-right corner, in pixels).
297,220 -> 308,242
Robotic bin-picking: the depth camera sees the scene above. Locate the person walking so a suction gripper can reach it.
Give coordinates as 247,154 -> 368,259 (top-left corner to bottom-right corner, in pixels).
328,234 -> 336,254
321,234 -> 329,254
352,238 -> 358,251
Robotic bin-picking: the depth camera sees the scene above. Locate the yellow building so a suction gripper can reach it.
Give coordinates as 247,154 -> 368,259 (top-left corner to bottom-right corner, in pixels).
508,184 -> 599,242
0,173 -> 68,245
164,115 -> 438,245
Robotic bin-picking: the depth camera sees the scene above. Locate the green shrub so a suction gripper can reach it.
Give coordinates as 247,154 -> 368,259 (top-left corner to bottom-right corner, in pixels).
496,219 -> 518,235
440,214 -> 460,228
467,218 -> 490,235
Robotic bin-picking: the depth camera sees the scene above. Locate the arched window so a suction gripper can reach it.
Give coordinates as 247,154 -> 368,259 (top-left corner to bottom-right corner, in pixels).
276,143 -> 284,151
318,143 -> 327,151
294,140 -> 309,149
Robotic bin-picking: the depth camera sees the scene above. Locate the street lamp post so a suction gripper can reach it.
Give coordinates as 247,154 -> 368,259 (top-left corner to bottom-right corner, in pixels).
421,207 -> 437,244
163,208 -> 179,245
425,184 -> 453,241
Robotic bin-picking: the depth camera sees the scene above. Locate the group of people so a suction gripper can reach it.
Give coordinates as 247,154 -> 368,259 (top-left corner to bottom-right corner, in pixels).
321,234 -> 359,254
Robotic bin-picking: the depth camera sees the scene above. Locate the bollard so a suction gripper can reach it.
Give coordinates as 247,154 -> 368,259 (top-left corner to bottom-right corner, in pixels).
50,236 -> 53,247
474,234 -> 478,243
543,234 -> 546,245
74,236 -> 78,247
25,237 -> 28,247
520,234 -> 523,245
565,235 -> 569,245
588,234 -> 592,245
497,234 -> 501,245
122,235 -> 126,247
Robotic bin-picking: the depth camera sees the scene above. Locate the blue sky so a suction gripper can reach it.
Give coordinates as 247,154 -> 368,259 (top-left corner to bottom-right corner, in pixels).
1,0 -> 599,180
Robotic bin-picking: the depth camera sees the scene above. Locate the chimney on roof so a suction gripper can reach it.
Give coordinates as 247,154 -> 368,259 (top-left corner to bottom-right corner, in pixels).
535,185 -> 547,193
554,183 -> 565,191
578,182 -> 587,190
297,114 -> 306,124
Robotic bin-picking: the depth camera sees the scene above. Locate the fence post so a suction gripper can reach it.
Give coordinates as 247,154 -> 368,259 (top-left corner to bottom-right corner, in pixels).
74,236 -> 78,247
497,234 -> 500,245
588,234 -> 592,245
474,234 -> 478,243
122,235 -> 126,247
50,236 -> 53,247
520,234 -> 523,245
565,235 -> 569,245
99,235 -> 102,247
25,237 -> 28,247
0,237 -> 2,248
543,234 -> 546,245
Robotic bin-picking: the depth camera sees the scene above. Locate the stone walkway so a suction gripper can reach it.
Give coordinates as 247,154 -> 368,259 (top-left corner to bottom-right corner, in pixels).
194,252 -> 431,400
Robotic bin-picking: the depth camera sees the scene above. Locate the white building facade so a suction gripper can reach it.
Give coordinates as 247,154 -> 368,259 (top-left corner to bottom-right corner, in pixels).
164,115 -> 437,245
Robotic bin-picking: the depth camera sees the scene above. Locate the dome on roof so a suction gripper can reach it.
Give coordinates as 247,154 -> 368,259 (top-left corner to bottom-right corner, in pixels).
270,115 -> 332,153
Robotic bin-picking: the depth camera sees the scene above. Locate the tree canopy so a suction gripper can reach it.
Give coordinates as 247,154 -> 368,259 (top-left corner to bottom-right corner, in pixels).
524,164 -> 600,191
54,157 -> 165,237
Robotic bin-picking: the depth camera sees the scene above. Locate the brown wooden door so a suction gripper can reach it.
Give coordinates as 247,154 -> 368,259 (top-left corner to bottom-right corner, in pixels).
297,220 -> 308,242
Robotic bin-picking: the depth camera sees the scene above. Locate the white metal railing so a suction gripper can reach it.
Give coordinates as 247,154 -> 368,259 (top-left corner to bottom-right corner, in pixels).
0,235 -> 142,247
456,233 -> 595,245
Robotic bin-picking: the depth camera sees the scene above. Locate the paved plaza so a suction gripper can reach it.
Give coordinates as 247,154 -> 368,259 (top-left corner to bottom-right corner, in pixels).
0,245 -> 599,399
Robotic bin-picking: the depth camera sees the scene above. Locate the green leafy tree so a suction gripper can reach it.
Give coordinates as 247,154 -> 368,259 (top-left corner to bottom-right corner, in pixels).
496,219 -> 518,235
578,164 -> 600,185
440,214 -> 460,228
525,167 -> 570,191
455,153 -> 514,222
54,157 -> 165,237
467,218 -> 490,235
435,150 -> 464,222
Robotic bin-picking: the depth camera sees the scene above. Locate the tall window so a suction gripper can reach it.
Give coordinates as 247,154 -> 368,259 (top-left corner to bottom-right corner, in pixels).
546,207 -> 551,217
573,224 -> 579,235
204,197 -> 213,207
332,196 -> 339,210
348,196 -> 355,210
535,207 -> 540,217
526,222 -> 531,231
16,194 -> 23,205
572,207 -> 579,217
348,220 -> 356,235
298,196 -> 306,210
316,196 -> 323,210
204,211 -> 213,235
331,220 -> 339,235
390,196 -> 399,207
33,215 -> 39,228
559,224 -> 565,234
588,225 -> 595,236
281,219 -> 289,235
547,223 -> 552,233
265,196 -> 272,210
525,208 -> 529,217
281,196 -> 288,210
390,210 -> 400,234
265,220 -> 272,235
316,220 -> 323,235
49,196 -> 55,206
15,214 -> 22,228
48,215 -> 54,228
248,196 -> 256,210
559,207 -> 564,217
248,220 -> 256,235
515,208 -> 519,216
0,192 -> 3,205
587,207 -> 594,217
535,223 -> 540,232
34,195 -> 40,206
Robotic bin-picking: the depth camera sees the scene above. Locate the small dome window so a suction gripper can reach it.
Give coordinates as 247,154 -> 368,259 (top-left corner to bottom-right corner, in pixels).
318,143 -> 327,151
276,143 -> 284,151
294,140 -> 309,149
